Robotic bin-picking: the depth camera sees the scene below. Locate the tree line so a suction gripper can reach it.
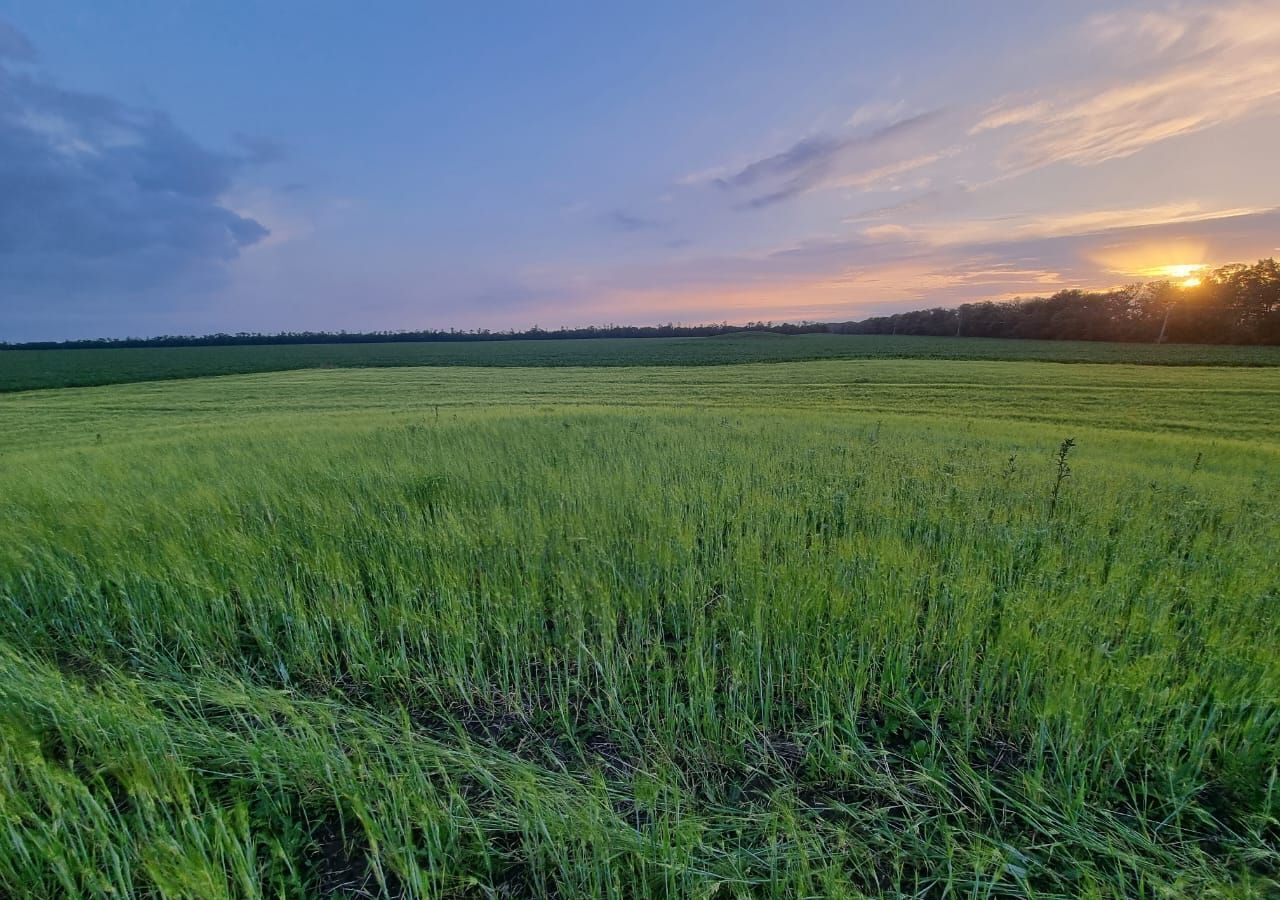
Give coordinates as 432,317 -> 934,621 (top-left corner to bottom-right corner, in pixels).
1,321 -> 828,350
835,259 -> 1280,345
4,258 -> 1277,349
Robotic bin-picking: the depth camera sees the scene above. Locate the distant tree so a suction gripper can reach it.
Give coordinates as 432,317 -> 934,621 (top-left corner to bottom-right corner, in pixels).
1,319 -> 833,350
833,259 -> 1280,346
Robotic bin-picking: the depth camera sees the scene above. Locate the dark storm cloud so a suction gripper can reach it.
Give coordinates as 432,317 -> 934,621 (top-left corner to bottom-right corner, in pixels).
0,21 -> 270,313
716,111 -> 943,209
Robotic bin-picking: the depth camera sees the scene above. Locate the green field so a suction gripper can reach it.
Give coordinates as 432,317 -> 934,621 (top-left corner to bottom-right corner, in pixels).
2,359 -> 1278,898
5,333 -> 1280,393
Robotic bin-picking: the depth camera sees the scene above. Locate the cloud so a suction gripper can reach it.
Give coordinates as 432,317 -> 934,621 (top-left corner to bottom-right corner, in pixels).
600,209 -> 665,232
0,19 -> 35,62
860,202 -> 1269,248
716,133 -> 845,192
0,20 -> 271,323
970,102 -> 1049,134
861,224 -> 916,242
978,2 -> 1280,169
847,190 -> 956,222
233,132 -> 287,164
711,110 -> 945,208
846,100 -> 906,128
916,207 -> 1280,290
824,149 -> 961,192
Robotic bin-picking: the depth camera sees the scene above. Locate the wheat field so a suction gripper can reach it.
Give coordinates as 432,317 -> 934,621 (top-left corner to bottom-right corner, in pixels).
1,360 -> 1277,897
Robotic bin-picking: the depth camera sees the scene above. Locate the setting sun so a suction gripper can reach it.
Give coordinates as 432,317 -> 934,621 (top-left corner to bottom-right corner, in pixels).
1181,276 -> 1202,288
1151,263 -> 1208,279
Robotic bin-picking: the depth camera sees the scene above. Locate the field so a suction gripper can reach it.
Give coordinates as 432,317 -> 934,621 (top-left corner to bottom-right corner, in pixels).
5,333 -> 1280,393
2,358 -> 1279,898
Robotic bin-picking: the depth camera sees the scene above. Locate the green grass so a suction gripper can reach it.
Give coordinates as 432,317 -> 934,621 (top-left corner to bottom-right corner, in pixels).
1,360 -> 1278,898
4,333 -> 1280,393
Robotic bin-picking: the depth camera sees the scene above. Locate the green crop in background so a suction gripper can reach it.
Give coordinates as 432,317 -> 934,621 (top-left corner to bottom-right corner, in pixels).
4,333 -> 1280,393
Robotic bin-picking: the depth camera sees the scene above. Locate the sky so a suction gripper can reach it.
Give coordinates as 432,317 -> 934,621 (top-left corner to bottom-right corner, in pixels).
2,1 -> 1280,341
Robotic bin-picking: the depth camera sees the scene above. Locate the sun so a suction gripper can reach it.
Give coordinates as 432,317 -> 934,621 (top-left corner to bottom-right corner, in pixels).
1152,262 -> 1208,280
1141,262 -> 1207,288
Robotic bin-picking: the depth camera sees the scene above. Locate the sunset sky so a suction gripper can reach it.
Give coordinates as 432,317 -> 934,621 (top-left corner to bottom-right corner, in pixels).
2,1 -> 1279,340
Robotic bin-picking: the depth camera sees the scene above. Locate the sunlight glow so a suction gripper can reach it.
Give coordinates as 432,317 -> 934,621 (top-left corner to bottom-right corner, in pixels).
1151,263 -> 1207,279
1180,276 -> 1202,288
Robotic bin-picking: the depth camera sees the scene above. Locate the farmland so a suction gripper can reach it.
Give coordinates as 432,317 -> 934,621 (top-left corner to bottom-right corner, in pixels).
2,358 -> 1278,898
4,333 -> 1280,393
